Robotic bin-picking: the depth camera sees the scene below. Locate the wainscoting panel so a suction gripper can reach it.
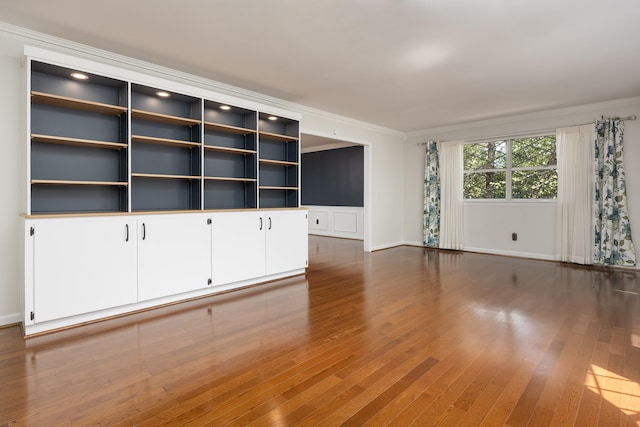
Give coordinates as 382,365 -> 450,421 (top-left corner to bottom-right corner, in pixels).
305,205 -> 363,240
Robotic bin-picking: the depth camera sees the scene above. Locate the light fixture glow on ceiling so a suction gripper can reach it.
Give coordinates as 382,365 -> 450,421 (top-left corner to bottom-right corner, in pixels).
268,116 -> 278,121
220,105 -> 231,110
156,91 -> 170,98
70,72 -> 88,80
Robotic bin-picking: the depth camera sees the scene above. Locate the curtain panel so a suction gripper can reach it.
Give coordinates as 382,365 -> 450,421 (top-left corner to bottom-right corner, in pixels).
423,141 -> 440,247
439,141 -> 464,250
593,119 -> 637,266
555,125 -> 594,264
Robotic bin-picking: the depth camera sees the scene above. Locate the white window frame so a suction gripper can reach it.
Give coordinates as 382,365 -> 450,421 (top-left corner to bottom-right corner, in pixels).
463,134 -> 557,202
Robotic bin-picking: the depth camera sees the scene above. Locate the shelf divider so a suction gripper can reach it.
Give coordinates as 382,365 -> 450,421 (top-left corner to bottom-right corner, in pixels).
31,91 -> 127,115
132,173 -> 201,180
204,145 -> 256,155
131,135 -> 201,148
31,134 -> 127,150
204,121 -> 257,135
32,179 -> 128,186
205,176 -> 257,182
131,109 -> 201,126
258,131 -> 299,142
259,186 -> 299,190
259,158 -> 298,166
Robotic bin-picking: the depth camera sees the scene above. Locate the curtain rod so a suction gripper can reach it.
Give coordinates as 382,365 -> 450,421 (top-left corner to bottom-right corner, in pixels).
417,114 -> 637,146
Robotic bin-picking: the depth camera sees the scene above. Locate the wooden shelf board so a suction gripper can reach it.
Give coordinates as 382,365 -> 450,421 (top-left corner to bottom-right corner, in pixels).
31,91 -> 127,115
259,159 -> 298,166
131,109 -> 200,126
31,134 -> 127,149
259,186 -> 299,191
204,176 -> 257,182
204,145 -> 256,155
204,121 -> 256,135
131,135 -> 201,148
132,173 -> 201,180
258,131 -> 299,142
32,179 -> 128,186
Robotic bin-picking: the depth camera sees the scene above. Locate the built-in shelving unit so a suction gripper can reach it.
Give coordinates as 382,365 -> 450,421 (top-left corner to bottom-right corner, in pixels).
202,100 -> 258,209
258,113 -> 300,208
28,59 -> 300,214
23,47 -> 307,338
130,84 -> 202,211
30,61 -> 129,214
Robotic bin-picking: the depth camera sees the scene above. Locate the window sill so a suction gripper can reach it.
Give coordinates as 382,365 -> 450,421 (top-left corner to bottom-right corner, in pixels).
463,199 -> 557,206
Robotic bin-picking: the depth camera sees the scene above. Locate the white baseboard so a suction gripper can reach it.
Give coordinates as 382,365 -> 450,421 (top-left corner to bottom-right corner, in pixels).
0,312 -> 22,327
309,231 -> 363,241
463,246 -> 556,261
402,240 -> 426,247
370,241 -> 405,251
400,241 -> 557,261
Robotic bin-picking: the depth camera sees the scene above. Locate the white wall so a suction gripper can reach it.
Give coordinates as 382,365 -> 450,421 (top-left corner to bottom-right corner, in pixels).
0,25 -> 405,325
0,35 -> 26,325
463,202 -> 556,260
300,114 -> 405,251
403,97 -> 640,261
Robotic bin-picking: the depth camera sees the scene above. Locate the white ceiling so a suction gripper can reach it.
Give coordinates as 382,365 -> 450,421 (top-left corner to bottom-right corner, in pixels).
2,0 -> 640,133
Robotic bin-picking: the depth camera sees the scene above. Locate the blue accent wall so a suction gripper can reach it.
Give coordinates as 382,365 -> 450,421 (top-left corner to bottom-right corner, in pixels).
301,146 -> 364,207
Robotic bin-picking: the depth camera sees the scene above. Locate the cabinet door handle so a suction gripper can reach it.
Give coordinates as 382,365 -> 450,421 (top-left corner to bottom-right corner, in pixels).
125,224 -> 129,242
268,217 -> 272,230
259,217 -> 263,230
142,223 -> 146,240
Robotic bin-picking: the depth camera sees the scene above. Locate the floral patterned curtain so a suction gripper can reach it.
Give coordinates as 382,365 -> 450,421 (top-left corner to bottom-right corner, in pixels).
423,141 -> 440,247
593,119 -> 637,266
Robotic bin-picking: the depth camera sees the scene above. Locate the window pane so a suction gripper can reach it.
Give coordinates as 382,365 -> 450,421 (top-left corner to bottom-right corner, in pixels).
464,171 -> 506,199
512,169 -> 558,199
463,141 -> 507,170
511,136 -> 557,168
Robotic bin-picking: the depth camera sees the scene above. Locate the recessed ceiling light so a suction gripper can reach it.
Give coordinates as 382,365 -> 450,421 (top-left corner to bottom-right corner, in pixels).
268,116 -> 278,121
220,105 -> 231,110
70,72 -> 88,80
156,91 -> 170,98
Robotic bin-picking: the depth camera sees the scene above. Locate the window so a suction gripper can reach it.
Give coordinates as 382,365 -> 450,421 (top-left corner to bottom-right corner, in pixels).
463,135 -> 557,199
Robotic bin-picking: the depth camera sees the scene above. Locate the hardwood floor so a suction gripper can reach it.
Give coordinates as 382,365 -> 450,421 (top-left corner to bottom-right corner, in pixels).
1,235 -> 640,426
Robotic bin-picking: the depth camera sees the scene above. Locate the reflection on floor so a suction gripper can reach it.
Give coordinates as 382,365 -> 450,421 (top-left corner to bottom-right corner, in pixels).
0,235 -> 639,425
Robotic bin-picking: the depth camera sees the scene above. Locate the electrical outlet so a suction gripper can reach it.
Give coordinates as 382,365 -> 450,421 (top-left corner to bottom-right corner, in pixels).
512,232 -> 518,241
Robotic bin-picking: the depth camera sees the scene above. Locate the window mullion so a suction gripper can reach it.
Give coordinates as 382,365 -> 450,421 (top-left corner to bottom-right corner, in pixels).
506,139 -> 512,200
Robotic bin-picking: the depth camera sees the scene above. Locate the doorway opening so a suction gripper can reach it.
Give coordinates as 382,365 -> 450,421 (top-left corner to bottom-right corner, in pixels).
300,133 -> 371,251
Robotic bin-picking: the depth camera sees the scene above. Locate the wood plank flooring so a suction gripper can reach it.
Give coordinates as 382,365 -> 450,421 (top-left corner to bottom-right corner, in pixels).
1,235 -> 640,426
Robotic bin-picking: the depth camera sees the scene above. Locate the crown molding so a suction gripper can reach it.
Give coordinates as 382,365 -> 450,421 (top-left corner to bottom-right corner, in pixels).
407,96 -> 640,139
0,21 -> 403,139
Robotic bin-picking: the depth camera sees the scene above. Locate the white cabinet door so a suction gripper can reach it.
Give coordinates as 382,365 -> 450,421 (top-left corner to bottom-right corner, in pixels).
265,210 -> 308,275
31,217 -> 137,324
211,211 -> 266,286
137,214 -> 212,301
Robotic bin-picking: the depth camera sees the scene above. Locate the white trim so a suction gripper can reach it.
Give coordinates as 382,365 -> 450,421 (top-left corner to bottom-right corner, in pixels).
463,200 -> 557,206
408,96 -> 640,139
0,313 -> 21,327
309,231 -> 363,241
463,246 -> 556,261
25,45 -> 301,121
402,240 -> 426,247
301,141 -> 359,153
369,241 -> 404,251
23,269 -> 305,336
1,22 -> 401,137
